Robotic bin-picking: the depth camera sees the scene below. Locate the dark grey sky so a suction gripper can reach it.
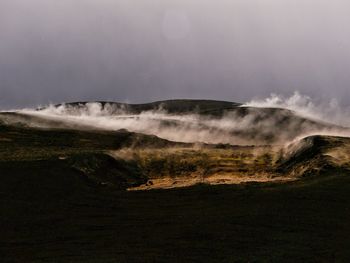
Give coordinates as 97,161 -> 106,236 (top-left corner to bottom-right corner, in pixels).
1,0 -> 350,109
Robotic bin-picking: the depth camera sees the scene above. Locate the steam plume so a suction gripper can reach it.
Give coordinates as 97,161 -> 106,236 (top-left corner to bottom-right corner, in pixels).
9,95 -> 349,145
244,91 -> 350,127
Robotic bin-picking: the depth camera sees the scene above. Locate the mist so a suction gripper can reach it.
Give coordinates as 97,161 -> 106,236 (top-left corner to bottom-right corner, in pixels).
1,0 -> 350,109
244,91 -> 350,126
8,96 -> 347,145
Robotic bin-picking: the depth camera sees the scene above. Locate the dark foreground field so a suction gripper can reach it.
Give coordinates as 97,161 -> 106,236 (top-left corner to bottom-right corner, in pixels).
1,161 -> 350,262
1,107 -> 350,262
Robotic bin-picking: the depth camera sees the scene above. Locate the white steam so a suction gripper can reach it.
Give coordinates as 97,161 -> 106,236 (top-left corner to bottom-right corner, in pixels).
243,91 -> 350,127
19,104 -> 257,145
9,98 -> 349,146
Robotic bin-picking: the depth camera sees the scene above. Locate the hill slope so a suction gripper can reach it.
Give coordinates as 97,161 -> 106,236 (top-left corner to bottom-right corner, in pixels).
2,99 -> 348,145
2,100 -> 350,262
278,135 -> 350,177
51,99 -> 242,116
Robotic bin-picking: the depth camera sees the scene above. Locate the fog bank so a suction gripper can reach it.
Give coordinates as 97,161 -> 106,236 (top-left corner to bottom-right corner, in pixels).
12,97 -> 349,145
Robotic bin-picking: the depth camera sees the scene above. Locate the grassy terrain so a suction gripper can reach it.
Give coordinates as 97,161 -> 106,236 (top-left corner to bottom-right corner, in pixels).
113,147 -> 285,190
0,124 -> 189,161
1,163 -> 350,262
0,123 -> 191,190
0,122 -> 289,189
123,148 -> 277,178
1,119 -> 350,262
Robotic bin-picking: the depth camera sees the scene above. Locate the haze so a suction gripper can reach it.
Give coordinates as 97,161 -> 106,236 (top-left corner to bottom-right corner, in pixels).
1,0 -> 350,109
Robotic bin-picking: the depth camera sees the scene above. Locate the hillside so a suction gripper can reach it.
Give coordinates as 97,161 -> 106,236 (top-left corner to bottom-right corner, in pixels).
1,126 -> 350,261
1,118 -> 349,190
51,99 -> 243,116
1,100 -> 350,262
278,135 -> 350,177
2,99 -> 348,145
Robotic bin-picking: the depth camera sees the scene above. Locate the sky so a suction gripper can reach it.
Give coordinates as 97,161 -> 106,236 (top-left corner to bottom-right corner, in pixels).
0,0 -> 350,109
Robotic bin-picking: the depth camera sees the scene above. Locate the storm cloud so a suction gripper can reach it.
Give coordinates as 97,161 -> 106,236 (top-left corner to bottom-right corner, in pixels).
1,0 -> 350,109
